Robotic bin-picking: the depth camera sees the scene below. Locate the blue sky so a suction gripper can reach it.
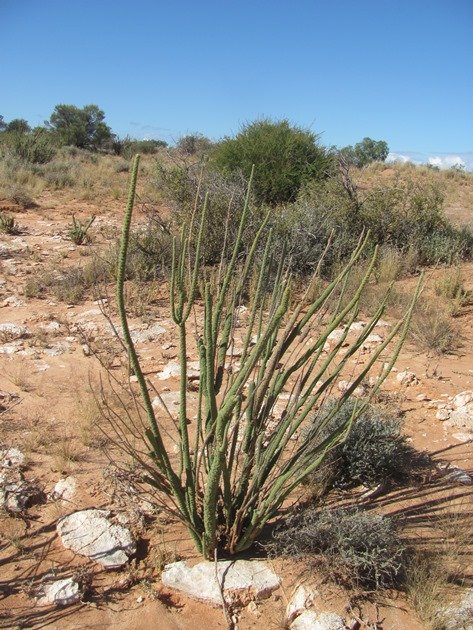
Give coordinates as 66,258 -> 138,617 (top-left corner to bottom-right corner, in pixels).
2,0 -> 473,168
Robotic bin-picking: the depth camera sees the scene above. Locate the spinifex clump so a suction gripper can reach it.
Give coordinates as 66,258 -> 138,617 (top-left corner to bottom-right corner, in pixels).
115,154 -> 420,559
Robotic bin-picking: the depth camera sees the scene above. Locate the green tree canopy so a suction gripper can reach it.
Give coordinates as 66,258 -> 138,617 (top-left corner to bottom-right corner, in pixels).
211,118 -> 331,205
48,104 -> 114,150
341,137 -> 389,167
5,118 -> 31,133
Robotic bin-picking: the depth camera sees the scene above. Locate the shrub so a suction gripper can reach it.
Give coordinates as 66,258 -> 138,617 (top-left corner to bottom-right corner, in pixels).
270,507 -> 406,588
156,157 -> 255,265
68,214 -> 96,245
3,185 -> 36,209
211,118 -> 332,205
176,133 -> 213,156
305,399 -> 421,490
121,219 -> 174,281
0,128 -> 56,164
410,301 -> 461,355
0,212 -> 20,235
109,156 -> 420,559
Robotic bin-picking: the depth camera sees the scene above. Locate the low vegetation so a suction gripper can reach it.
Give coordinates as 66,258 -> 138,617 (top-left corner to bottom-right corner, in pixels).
270,506 -> 405,588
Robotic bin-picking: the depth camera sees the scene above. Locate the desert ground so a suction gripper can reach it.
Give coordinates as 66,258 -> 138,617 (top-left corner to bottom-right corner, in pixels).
0,158 -> 472,629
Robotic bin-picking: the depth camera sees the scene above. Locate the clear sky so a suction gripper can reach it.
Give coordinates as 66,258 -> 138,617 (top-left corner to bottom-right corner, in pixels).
2,0 -> 473,168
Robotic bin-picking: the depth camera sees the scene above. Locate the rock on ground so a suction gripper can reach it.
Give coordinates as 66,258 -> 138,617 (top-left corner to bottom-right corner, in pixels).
57,509 -> 136,569
162,559 -> 281,607
37,578 -> 81,606
442,588 -> 473,629
50,476 -> 77,502
0,447 -> 25,468
291,610 -> 346,630
286,585 -> 315,623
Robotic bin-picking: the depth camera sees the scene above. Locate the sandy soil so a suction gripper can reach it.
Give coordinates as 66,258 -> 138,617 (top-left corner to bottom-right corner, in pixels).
0,189 -> 472,629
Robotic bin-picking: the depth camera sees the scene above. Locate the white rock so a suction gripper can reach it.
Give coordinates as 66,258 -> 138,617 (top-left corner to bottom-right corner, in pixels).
327,329 -> 345,342
131,323 -> 166,343
50,476 -> 76,502
453,391 -> 473,409
0,447 -> 25,468
416,393 -> 429,402
152,391 -> 180,409
396,371 -> 418,386
157,362 -> 180,380
162,559 -> 280,607
452,432 -> 473,443
348,321 -> 366,332
375,319 -> 391,328
37,578 -> 81,606
445,467 -> 473,485
365,333 -> 383,344
57,509 -> 136,569
286,585 -> 315,623
436,409 -> 450,421
291,610 -> 345,630
448,407 -> 473,431
442,588 -> 473,629
337,380 -> 367,397
0,323 -> 29,339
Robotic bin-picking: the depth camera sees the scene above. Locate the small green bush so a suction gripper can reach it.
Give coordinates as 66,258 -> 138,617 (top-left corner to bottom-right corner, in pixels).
270,506 -> 406,588
0,129 -> 56,164
68,214 -> 96,245
305,399 -> 422,490
211,118 -> 332,205
0,212 -> 20,235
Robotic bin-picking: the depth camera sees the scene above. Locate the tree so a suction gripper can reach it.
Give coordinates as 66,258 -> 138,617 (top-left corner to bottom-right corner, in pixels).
176,133 -> 212,156
341,137 -> 389,168
212,119 -> 331,205
48,104 -> 114,150
6,118 -> 31,133
0,115 -> 6,131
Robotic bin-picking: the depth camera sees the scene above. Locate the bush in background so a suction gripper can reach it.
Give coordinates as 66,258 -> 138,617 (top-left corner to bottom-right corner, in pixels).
211,118 -> 332,205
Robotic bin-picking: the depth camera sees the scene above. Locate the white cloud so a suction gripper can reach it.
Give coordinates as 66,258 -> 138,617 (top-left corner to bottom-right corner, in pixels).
428,155 -> 466,170
386,152 -> 418,165
386,151 -> 473,172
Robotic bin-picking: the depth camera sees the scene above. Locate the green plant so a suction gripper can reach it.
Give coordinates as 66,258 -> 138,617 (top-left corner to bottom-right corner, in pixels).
434,267 -> 468,304
410,302 -> 461,355
270,507 -> 405,588
211,118 -> 332,205
305,399 -> 426,491
0,212 -> 20,235
0,128 -> 56,163
113,155 -> 420,559
340,137 -> 389,167
48,103 -> 114,150
68,213 -> 96,245
157,158 -> 252,265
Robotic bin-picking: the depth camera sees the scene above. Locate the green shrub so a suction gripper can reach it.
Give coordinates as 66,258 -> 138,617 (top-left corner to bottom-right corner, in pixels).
176,133 -> 213,156
68,214 -> 96,245
270,507 -> 406,588
0,212 -> 20,235
410,301 -> 461,355
211,118 -> 332,205
156,158 -> 257,265
118,138 -> 167,159
305,399 -> 422,490
0,129 -> 56,164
